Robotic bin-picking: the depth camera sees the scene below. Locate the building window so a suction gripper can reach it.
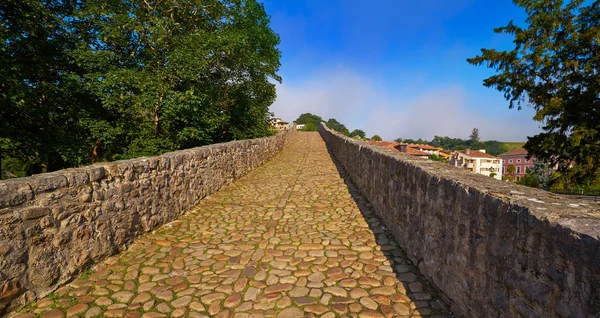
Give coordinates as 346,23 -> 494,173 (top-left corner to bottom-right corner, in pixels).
509,159 -> 513,163
502,167 -> 505,173
517,159 -> 521,163
517,166 -> 521,174
516,176 -> 521,181
526,166 -> 532,173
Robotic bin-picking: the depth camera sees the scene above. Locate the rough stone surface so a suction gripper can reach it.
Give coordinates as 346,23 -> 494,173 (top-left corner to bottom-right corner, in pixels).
12,132 -> 449,317
0,129 -> 294,315
319,123 -> 600,318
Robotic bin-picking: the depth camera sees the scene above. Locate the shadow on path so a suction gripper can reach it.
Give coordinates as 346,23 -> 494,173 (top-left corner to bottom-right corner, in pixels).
325,146 -> 454,318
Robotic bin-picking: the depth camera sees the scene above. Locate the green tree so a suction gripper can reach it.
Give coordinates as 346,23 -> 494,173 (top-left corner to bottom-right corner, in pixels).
326,118 -> 350,136
428,154 -> 447,163
533,160 -> 554,190
517,171 -> 540,188
430,136 -> 465,149
371,135 -> 383,141
468,0 -> 600,180
469,141 -> 485,151
75,0 -> 281,159
0,0 -> 98,175
302,122 -> 318,131
396,138 -> 425,144
550,164 -> 600,194
399,135 -> 509,155
296,113 -> 323,131
482,140 -> 509,156
505,165 -> 516,182
350,129 -> 366,139
1,0 -> 281,176
469,128 -> 480,143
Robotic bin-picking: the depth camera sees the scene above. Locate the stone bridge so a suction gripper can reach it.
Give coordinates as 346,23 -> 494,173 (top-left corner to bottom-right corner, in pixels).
1,125 -> 599,318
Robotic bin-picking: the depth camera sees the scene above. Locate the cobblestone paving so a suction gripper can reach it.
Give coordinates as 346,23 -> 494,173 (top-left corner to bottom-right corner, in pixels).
15,132 -> 450,318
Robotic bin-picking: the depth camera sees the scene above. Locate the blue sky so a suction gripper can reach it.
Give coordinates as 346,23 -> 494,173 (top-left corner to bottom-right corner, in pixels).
264,0 -> 543,141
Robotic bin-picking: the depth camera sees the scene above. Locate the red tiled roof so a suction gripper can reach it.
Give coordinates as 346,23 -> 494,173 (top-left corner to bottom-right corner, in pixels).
404,147 -> 430,156
366,140 -> 431,157
455,149 -> 499,159
407,144 -> 442,151
393,143 -> 430,156
498,147 -> 528,157
366,140 -> 401,152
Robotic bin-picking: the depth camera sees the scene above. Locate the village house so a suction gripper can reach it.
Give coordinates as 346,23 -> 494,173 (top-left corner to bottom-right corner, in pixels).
497,147 -> 534,181
395,144 -> 431,159
405,144 -> 442,155
438,150 -> 452,160
270,117 -> 290,130
365,141 -> 431,159
366,140 -> 401,152
450,148 -> 503,180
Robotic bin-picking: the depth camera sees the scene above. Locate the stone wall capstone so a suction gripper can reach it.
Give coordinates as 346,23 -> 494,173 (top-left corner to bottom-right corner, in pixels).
0,128 -> 294,314
319,123 -> 600,318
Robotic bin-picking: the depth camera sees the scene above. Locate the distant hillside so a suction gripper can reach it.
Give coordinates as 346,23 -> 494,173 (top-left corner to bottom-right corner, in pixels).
502,142 -> 526,152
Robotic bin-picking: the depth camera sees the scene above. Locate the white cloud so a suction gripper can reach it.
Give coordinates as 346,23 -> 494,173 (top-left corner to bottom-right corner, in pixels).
270,69 -> 372,128
270,67 -> 541,142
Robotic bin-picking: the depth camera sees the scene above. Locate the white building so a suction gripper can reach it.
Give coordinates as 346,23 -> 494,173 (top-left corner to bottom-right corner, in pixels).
295,124 -> 305,130
450,149 -> 503,180
270,117 -> 290,130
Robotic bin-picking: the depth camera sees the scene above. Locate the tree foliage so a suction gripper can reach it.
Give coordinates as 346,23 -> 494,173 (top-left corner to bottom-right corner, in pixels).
516,171 -> 540,188
393,135 -> 509,155
504,165 -> 517,182
550,165 -> 600,193
296,113 -> 367,138
533,160 -> 554,189
371,135 -> 382,141
428,136 -> 509,155
468,0 -> 600,180
428,154 -> 447,163
480,140 -> 509,156
0,0 -> 281,177
295,113 -> 323,131
395,138 -> 428,144
469,128 -> 480,143
326,118 -> 350,136
0,0 -> 92,173
350,129 -> 366,139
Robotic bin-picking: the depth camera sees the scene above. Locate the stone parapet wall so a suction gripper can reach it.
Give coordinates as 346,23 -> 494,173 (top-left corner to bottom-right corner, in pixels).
319,123 -> 600,318
0,128 -> 294,314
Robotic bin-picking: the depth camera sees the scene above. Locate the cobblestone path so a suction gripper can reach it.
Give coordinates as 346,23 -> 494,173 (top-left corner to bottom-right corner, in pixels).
16,132 -> 450,318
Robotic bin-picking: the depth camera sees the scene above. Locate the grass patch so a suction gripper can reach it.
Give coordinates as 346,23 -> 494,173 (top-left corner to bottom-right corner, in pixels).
21,301 -> 37,313
503,142 -> 525,152
47,292 -> 60,301
79,267 -> 93,280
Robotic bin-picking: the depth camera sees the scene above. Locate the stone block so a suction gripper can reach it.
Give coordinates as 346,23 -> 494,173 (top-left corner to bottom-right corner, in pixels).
0,180 -> 33,208
22,207 -> 51,220
88,166 -> 105,182
29,173 -> 68,194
